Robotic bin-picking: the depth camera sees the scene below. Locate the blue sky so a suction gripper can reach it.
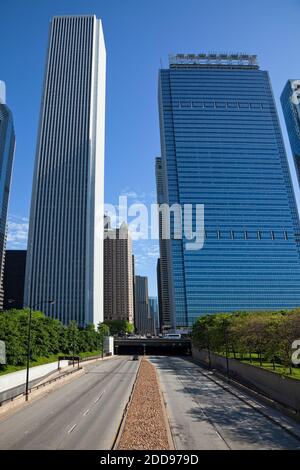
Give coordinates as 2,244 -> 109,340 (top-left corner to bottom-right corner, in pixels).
1,0 -> 300,296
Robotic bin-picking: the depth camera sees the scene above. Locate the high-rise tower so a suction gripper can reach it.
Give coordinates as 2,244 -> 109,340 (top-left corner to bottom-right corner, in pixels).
25,16 -> 106,325
104,223 -> 134,325
0,81 -> 15,310
155,157 -> 172,331
281,80 -> 300,186
158,53 -> 300,328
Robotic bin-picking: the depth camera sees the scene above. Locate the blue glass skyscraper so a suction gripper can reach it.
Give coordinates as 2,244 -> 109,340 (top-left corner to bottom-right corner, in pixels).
281,80 -> 300,185
158,54 -> 300,328
0,81 -> 15,309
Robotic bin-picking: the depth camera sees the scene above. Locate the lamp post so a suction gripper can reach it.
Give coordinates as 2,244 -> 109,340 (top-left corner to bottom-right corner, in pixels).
25,300 -> 55,401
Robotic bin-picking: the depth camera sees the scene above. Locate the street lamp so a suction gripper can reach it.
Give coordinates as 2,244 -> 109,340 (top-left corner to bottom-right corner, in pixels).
24,300 -> 55,401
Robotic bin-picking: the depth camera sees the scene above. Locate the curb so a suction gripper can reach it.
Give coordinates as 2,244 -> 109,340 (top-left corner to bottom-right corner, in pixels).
154,363 -> 175,450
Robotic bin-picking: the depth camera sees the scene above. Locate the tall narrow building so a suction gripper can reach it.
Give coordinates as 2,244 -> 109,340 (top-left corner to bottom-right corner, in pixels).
149,296 -> 159,333
281,80 -> 300,186
135,275 -> 155,335
25,16 -> 106,325
104,223 -> 134,324
158,53 -> 300,329
155,157 -> 172,331
0,81 -> 15,310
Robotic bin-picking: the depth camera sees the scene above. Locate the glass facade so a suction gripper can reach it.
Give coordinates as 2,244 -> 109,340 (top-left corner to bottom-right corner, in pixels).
149,296 -> 160,332
281,80 -> 300,184
0,88 -> 15,309
158,54 -> 300,328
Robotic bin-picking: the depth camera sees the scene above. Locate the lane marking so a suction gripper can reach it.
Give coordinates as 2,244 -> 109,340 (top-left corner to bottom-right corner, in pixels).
68,424 -> 77,434
95,390 -> 105,404
83,409 -> 90,416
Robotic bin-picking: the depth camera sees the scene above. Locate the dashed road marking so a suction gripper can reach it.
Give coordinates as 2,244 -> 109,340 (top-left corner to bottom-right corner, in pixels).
68,424 -> 77,434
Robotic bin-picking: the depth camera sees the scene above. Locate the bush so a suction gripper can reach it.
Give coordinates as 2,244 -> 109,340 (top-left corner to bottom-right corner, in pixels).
0,309 -> 107,366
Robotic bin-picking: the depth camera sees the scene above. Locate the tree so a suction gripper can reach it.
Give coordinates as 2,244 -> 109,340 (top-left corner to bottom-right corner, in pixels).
103,320 -> 134,336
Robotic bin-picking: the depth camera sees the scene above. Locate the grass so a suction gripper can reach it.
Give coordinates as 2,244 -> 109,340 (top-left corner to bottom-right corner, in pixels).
0,350 -> 102,376
217,351 -> 300,380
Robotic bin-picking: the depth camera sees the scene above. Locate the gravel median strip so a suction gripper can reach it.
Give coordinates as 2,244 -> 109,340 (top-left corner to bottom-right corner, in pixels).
117,358 -> 172,450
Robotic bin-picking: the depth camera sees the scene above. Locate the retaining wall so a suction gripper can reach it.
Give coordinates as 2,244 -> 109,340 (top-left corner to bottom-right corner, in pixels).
0,360 -> 69,402
192,348 -> 300,412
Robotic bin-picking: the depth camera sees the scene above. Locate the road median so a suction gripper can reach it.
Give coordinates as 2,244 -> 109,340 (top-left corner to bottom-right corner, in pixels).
116,357 -> 173,450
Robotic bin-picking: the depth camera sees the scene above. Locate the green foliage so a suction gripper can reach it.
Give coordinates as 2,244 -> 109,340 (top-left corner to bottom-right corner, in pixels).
0,309 -> 105,367
192,308 -> 300,370
103,320 -> 134,335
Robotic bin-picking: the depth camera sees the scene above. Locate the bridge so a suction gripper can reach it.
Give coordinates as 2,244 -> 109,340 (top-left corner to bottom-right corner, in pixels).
114,338 -> 192,356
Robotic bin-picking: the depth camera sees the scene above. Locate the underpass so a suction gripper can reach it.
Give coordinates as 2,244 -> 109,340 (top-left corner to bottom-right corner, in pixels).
114,338 -> 192,356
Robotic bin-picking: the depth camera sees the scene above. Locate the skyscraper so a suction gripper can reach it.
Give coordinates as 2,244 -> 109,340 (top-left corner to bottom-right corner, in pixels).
104,223 -> 134,324
155,157 -> 172,331
0,81 -> 15,310
3,250 -> 26,310
135,275 -> 155,335
149,296 -> 159,333
158,53 -> 300,329
25,16 -> 106,325
281,80 -> 300,185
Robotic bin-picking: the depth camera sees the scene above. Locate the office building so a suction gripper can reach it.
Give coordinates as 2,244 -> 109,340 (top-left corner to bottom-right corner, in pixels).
158,53 -> 300,328
132,254 -> 136,329
135,275 -> 155,335
104,223 -> 134,324
0,81 -> 15,310
24,16 -> 106,325
281,80 -> 300,185
156,258 -> 163,331
155,157 -> 172,331
3,250 -> 26,310
149,296 -> 159,333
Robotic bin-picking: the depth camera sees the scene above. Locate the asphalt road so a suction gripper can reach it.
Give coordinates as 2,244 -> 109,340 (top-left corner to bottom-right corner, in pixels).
150,356 -> 300,450
0,356 -> 139,450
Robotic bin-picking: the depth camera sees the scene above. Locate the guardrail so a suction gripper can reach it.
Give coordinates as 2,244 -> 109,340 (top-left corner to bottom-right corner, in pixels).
0,366 -> 82,407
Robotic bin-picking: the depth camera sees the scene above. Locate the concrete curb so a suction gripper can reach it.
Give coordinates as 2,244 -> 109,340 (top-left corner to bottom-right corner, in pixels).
154,363 -> 175,450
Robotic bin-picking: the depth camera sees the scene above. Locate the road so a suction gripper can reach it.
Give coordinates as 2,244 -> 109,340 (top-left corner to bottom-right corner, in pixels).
150,356 -> 300,450
0,356 -> 139,450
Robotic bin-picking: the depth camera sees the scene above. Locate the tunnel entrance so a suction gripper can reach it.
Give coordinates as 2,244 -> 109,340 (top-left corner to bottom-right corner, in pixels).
114,339 -> 192,356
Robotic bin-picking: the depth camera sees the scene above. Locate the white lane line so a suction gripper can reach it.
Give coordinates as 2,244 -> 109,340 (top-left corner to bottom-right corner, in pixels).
68,424 -> 77,434
94,390 -> 105,404
83,409 -> 90,416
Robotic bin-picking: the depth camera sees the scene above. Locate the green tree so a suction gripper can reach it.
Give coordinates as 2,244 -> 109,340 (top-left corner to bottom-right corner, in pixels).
103,320 -> 133,335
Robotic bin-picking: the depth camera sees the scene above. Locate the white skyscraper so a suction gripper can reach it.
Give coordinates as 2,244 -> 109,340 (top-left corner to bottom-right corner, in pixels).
25,16 -> 106,325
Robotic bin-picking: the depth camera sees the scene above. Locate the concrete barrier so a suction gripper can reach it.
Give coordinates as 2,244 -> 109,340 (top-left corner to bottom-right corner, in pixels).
0,360 -> 69,402
192,347 -> 300,413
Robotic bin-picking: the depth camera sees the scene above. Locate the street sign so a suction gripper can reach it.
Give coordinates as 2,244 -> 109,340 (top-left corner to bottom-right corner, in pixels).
0,340 -> 6,365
